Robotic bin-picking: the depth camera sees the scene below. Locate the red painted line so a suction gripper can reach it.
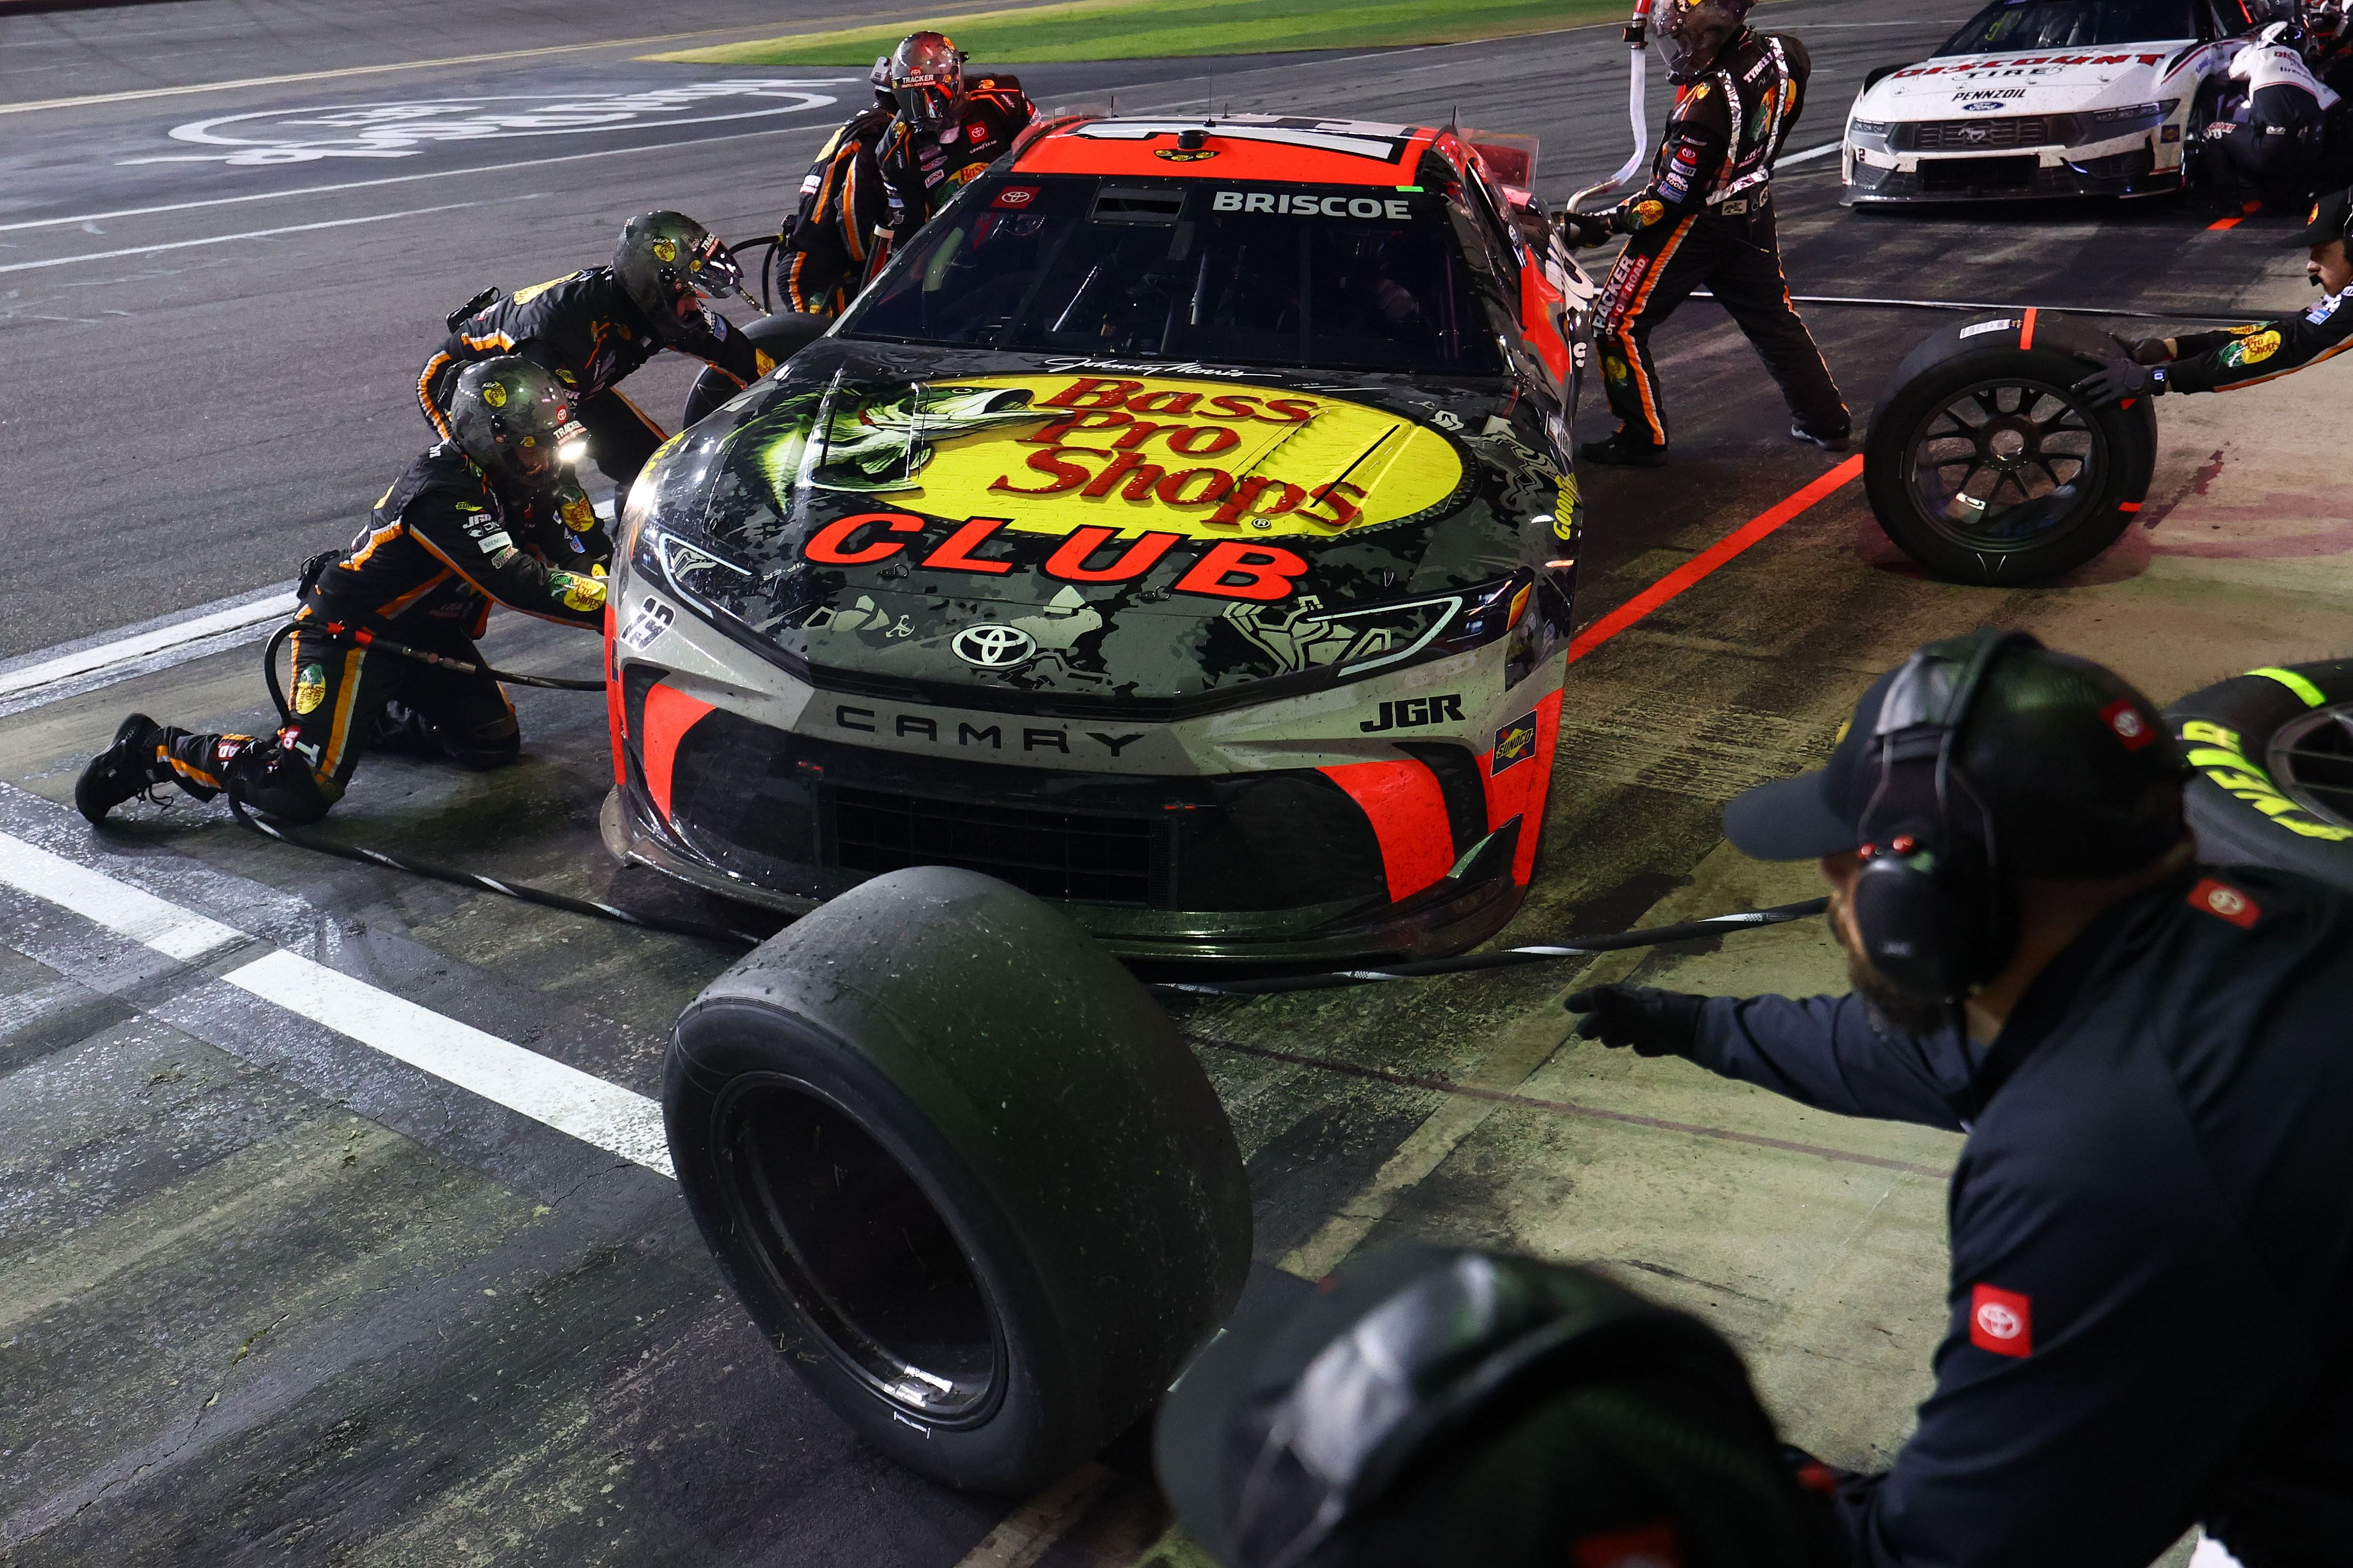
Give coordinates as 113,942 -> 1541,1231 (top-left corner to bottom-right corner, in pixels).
2207,214 -> 2243,231
2019,305 -> 2038,350
1565,453 -> 1866,664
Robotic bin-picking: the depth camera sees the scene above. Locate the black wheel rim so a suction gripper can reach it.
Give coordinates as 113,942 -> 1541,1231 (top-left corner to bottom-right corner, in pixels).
1904,377 -> 2108,553
713,1075 -> 1004,1424
2269,704 -> 2353,830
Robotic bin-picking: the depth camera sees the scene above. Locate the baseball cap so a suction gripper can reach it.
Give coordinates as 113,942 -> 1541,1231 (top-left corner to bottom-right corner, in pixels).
1722,633 -> 2190,874
2281,186 -> 2351,248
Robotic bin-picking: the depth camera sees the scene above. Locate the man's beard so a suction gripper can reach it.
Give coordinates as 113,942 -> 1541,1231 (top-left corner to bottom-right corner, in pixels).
1847,948 -> 1958,1038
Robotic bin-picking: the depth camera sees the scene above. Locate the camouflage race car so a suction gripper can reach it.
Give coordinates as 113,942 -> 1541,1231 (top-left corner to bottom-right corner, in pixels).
602,111 -> 1597,964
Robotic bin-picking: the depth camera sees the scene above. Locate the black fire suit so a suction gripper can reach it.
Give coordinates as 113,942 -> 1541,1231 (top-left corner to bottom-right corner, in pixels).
1687,866 -> 2353,1566
418,267 -> 770,493
144,445 -> 609,824
780,104 -> 895,315
875,75 -> 1035,243
2207,41 -> 2339,207
2160,284 -> 2353,392
1596,30 -> 1848,447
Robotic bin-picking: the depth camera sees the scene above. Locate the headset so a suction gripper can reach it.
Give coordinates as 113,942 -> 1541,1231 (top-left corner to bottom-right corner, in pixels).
1848,630 -> 2037,1003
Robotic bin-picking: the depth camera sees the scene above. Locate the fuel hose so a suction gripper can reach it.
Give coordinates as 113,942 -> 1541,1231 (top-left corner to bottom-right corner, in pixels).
1566,0 -> 1656,216
1691,289 -> 2290,325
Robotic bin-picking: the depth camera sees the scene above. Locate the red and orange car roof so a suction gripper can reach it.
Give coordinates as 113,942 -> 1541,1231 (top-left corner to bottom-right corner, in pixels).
1011,114 -> 1449,187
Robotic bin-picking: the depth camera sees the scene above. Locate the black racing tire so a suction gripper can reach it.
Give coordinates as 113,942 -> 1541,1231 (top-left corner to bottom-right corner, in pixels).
2166,660 -> 2353,892
1862,312 -> 2158,585
681,310 -> 831,427
663,866 -> 1253,1494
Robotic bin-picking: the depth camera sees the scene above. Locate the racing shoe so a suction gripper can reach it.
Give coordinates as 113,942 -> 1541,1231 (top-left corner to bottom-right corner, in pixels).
1577,430 -> 1668,468
75,713 -> 167,825
1791,421 -> 1851,452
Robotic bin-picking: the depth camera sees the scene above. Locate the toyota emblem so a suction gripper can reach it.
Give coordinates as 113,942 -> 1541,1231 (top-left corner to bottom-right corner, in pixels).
952,623 -> 1037,667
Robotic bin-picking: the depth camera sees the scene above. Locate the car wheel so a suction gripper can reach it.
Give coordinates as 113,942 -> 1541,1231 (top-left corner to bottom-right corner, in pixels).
681,310 -> 831,427
663,866 -> 1253,1494
1863,313 -> 2156,585
2167,661 -> 2353,892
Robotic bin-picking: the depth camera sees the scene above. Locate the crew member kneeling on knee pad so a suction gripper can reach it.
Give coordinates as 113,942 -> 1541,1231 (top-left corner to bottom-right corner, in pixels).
1567,632 -> 2353,1567
77,357 -> 609,829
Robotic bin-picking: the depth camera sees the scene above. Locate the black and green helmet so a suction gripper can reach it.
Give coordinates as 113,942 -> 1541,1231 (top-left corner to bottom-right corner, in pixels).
448,356 -> 585,485
613,211 -> 752,336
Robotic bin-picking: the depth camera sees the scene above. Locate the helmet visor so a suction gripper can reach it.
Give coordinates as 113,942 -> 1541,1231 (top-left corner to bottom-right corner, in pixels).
894,76 -> 957,132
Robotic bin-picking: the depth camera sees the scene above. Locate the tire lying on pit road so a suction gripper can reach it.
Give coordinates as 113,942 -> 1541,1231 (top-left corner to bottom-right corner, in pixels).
2167,660 -> 2353,892
681,309 -> 829,427
665,866 -> 1253,1494
1863,311 -> 2158,585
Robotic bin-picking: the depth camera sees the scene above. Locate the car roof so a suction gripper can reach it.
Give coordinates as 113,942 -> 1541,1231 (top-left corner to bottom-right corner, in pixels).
1010,114 -> 1445,187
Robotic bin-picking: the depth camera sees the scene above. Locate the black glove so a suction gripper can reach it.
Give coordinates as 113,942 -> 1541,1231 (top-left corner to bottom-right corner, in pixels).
1563,984 -> 1707,1058
2071,357 -> 2167,408
2115,335 -> 2173,365
1557,209 -> 1615,249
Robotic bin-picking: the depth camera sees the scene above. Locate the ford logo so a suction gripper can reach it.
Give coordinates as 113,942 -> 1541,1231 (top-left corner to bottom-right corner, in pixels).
951,623 -> 1037,667
1961,101 -> 2004,112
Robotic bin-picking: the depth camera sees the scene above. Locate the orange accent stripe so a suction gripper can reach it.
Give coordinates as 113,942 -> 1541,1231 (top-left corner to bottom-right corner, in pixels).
2208,335 -> 2353,390
1316,757 -> 1457,902
2019,307 -> 2037,351
608,389 -> 667,441
342,520 -> 403,572
377,565 -> 454,619
640,684 -> 715,819
1477,688 -> 1564,886
418,351 -> 455,436
314,643 -> 369,779
1617,217 -> 1696,445
1566,455 -> 1865,664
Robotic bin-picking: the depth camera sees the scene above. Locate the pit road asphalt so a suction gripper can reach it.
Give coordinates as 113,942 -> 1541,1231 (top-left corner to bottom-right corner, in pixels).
0,1 -> 2322,1564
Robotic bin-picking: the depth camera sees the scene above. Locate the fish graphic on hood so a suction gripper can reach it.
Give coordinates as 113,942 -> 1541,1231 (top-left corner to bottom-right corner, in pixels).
752,383 -> 1053,499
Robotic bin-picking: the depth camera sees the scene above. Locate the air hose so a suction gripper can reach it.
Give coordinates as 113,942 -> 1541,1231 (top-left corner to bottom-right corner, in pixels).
260,620 -> 603,728
1566,0 -> 1656,217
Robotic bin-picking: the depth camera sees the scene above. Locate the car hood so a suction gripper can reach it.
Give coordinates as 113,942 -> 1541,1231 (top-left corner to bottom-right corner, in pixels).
629,337 -> 1563,710
1860,42 -> 2190,117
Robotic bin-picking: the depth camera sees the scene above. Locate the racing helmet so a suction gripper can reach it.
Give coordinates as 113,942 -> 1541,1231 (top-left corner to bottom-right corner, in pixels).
2302,0 -> 2347,43
448,357 -> 586,486
612,210 -> 751,337
889,32 -> 967,134
1657,0 -> 1754,83
871,54 -> 896,109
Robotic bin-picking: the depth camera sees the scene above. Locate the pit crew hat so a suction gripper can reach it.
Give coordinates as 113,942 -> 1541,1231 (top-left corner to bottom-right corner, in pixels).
2281,186 -> 2352,248
1723,636 -> 2190,875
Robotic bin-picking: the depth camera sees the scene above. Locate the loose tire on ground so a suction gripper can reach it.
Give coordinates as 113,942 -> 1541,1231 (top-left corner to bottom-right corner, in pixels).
664,866 -> 1253,1494
1863,312 -> 2157,584
2166,660 -> 2353,892
681,310 -> 830,427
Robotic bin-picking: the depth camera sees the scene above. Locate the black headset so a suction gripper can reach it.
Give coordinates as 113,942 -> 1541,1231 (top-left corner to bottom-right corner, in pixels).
1848,630 -> 2035,1003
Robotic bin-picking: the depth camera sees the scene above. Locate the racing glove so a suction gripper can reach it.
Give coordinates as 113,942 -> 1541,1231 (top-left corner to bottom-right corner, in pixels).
1556,209 -> 1617,249
1563,984 -> 1707,1058
2114,335 -> 2174,365
2072,358 -> 2167,409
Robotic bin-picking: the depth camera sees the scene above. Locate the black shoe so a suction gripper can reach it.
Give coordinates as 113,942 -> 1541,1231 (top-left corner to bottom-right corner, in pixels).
1577,430 -> 1668,468
1791,421 -> 1851,452
76,714 -> 165,825
366,700 -> 443,758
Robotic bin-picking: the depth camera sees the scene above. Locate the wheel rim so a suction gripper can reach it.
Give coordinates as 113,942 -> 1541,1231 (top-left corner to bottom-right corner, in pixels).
1904,377 -> 2108,553
2269,704 -> 2353,830
714,1075 -> 1004,1424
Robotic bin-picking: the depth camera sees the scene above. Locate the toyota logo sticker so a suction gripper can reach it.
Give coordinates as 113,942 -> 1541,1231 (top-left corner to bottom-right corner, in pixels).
952,625 -> 1038,667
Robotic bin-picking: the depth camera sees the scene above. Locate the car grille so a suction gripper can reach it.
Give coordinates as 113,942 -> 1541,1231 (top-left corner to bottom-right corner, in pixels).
833,786 -> 1160,905
1900,115 -> 2071,150
1918,155 -> 2040,193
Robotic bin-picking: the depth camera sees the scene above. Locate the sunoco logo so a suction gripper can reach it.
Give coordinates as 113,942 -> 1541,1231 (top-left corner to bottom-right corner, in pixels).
952,625 -> 1038,667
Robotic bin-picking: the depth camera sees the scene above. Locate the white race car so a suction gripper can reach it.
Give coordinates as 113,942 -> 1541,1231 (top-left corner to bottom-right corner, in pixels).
1842,0 -> 2260,204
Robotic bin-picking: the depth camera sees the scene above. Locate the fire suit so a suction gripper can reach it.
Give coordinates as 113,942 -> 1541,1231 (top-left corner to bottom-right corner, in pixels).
2208,41 -> 2339,206
2160,285 -> 2353,392
1596,29 -> 1849,448
780,104 -> 896,315
418,267 -> 770,493
875,75 -> 1035,242
144,445 -> 609,824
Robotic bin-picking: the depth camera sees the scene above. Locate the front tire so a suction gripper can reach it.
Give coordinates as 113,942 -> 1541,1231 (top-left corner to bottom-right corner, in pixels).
664,866 -> 1252,1494
2168,661 -> 2353,892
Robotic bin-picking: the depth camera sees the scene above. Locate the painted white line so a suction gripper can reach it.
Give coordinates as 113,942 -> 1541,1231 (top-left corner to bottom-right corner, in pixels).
1779,141 -> 1841,168
0,198 -> 511,276
0,592 -> 296,701
0,828 -> 671,1177
225,949 -> 673,1176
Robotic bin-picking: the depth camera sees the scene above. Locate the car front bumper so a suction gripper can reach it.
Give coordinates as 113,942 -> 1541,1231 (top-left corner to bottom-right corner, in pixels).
1842,137 -> 2179,204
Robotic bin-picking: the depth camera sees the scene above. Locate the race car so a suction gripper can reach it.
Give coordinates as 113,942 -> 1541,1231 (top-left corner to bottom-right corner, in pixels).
1842,0 -> 2262,204
600,111 -> 1595,965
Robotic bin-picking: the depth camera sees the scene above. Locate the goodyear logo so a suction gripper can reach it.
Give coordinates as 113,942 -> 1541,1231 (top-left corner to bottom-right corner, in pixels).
2179,719 -> 2353,841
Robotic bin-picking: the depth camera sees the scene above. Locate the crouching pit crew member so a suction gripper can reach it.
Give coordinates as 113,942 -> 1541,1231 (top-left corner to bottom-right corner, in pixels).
2204,21 -> 2339,212
419,211 -> 771,495
2078,186 -> 2353,407
1567,631 -> 2353,1567
876,31 -> 1034,245
77,358 -> 610,828
1558,0 -> 1849,466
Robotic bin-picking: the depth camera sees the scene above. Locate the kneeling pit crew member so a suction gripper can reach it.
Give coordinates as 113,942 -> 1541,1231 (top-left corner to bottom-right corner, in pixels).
2205,21 -> 2339,210
876,31 -> 1035,246
2078,186 -> 2353,408
778,57 -> 898,315
419,211 -> 772,496
77,358 -> 611,830
1567,631 -> 2353,1566
1559,0 -> 1849,467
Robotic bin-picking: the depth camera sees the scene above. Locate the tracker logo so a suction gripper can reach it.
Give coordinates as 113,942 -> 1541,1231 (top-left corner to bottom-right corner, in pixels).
1968,1283 -> 2032,1357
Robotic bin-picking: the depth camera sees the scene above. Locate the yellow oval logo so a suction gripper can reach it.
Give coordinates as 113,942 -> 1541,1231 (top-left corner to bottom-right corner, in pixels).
795,374 -> 1467,541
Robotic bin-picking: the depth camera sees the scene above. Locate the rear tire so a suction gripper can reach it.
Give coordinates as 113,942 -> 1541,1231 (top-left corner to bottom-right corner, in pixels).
2167,661 -> 2353,892
682,311 -> 830,427
1863,313 -> 2157,584
664,866 -> 1252,1494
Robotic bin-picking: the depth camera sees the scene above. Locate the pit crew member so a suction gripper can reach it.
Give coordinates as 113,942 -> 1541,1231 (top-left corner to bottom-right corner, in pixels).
2204,21 -> 2340,210
2077,185 -> 2353,404
1560,0 -> 1848,466
1566,632 -> 2353,1567
875,31 -> 1035,244
77,359 -> 610,828
777,57 -> 897,315
418,211 -> 771,494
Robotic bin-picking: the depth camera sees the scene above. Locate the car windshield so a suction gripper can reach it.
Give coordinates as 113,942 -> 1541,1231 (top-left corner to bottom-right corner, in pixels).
837,175 -> 1505,376
1938,0 -> 2198,52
